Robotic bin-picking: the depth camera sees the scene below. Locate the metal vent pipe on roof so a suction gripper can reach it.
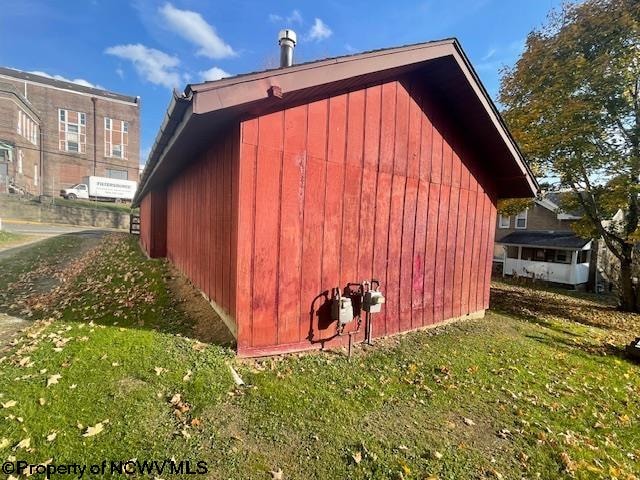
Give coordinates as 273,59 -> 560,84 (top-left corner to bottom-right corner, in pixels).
278,29 -> 297,67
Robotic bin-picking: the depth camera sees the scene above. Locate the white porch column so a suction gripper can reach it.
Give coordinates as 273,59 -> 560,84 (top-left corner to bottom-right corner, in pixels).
569,250 -> 578,284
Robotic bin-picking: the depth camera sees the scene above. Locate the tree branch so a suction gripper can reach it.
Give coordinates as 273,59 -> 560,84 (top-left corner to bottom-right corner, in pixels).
569,170 -> 625,261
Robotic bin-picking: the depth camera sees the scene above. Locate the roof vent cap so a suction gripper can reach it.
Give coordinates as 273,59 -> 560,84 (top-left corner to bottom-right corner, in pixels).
278,29 -> 297,68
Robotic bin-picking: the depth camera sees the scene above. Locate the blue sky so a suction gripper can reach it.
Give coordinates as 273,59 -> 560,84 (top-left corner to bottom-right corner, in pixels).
1,0 -> 560,166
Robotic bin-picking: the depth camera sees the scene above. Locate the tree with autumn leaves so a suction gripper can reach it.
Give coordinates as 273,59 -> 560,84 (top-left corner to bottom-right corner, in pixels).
500,0 -> 640,312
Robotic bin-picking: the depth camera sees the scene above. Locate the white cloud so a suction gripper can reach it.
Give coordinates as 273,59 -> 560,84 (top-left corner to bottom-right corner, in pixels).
199,66 -> 230,82
287,9 -> 303,25
268,10 -> 303,25
105,44 -> 182,88
28,70 -> 103,90
159,3 -> 235,59
306,18 -> 332,42
115,67 -> 124,79
481,48 -> 497,61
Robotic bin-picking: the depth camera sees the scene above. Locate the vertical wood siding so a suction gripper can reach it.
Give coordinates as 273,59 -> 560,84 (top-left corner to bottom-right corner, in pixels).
164,125 -> 239,325
139,189 -> 166,258
236,78 -> 498,356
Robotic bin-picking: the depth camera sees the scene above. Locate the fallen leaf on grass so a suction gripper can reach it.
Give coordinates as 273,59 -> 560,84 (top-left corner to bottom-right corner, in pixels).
47,374 -> 62,387
269,468 -> 283,479
0,438 -> 9,449
463,417 -> 476,426
352,451 -> 362,464
2,400 -> 17,408
14,438 -> 30,450
46,432 -> 57,442
82,422 -> 105,437
154,367 -> 166,376
560,452 -> 576,473
487,469 -> 504,479
182,370 -> 193,382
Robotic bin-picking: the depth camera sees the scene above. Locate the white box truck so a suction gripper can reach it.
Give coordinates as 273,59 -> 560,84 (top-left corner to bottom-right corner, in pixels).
60,176 -> 137,202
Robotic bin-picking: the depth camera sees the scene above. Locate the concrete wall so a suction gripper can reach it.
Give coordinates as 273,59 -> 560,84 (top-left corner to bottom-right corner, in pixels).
0,194 -> 129,229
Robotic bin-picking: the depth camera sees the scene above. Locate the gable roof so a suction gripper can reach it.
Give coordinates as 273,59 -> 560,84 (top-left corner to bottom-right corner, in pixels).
497,231 -> 591,249
134,38 -> 538,205
544,192 -> 584,219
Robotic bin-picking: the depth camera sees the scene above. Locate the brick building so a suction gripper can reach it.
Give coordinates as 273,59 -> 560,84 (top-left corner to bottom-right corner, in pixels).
0,67 -> 140,196
0,81 -> 41,194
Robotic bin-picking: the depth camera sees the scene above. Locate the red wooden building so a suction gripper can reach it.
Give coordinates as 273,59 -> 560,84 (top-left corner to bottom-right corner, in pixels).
135,38 -> 537,357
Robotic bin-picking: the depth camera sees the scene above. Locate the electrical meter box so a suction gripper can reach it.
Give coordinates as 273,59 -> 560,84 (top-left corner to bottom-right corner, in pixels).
363,290 -> 385,313
332,296 -> 354,325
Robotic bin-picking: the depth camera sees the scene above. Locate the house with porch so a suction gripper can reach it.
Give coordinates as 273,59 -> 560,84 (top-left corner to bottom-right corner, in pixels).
493,193 -> 595,288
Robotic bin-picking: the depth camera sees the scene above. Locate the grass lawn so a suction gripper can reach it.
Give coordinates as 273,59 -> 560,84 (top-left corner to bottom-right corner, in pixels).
0,230 -> 31,248
0,234 -> 638,479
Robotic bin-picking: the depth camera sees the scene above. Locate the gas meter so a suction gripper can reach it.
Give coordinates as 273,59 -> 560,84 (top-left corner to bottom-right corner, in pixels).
363,286 -> 385,313
331,288 -> 354,326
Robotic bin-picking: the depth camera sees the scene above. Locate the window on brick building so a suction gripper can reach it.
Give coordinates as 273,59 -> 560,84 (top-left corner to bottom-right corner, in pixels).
104,118 -> 128,159
59,109 -> 86,153
34,165 -> 38,186
17,150 -> 23,174
106,168 -> 128,180
17,109 -> 38,145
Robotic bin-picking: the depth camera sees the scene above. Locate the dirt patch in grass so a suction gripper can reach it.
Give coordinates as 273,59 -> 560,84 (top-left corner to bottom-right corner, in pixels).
0,232 -> 105,317
0,312 -> 29,350
165,266 -> 236,347
116,376 -> 149,395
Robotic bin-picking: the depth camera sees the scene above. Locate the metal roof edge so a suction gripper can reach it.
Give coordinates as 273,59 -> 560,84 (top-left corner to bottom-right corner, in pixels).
185,38 -> 458,96
133,91 -> 192,206
136,37 -> 538,204
0,67 -> 139,104
448,39 -> 539,198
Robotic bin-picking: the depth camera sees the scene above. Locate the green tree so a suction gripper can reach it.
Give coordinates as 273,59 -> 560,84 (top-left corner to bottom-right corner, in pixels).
500,0 -> 640,312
